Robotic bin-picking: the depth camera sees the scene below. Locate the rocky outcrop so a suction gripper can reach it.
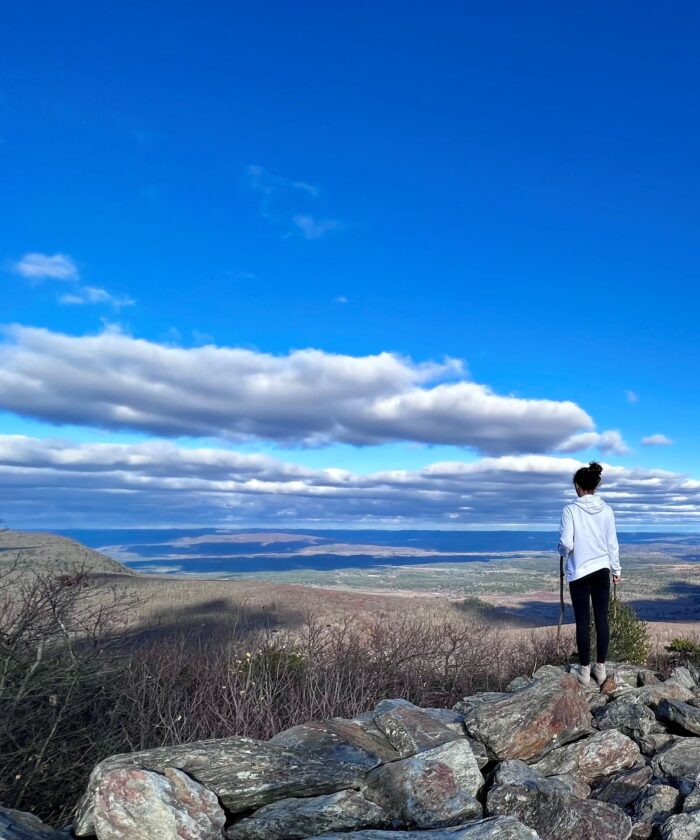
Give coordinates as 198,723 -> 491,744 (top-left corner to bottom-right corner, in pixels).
74,736 -> 365,835
18,661 -> 700,840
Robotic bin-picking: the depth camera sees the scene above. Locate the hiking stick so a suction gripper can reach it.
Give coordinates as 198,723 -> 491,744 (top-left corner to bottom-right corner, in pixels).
557,555 -> 564,654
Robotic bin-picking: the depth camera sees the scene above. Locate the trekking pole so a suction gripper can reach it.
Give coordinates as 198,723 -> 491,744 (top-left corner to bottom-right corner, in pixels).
557,555 -> 565,655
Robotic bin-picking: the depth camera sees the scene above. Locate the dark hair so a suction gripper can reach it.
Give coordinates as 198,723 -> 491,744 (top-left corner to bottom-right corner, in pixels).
573,461 -> 603,492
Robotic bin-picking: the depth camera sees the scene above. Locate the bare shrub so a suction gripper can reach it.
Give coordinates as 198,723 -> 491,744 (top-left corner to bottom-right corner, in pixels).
0,564 -> 140,823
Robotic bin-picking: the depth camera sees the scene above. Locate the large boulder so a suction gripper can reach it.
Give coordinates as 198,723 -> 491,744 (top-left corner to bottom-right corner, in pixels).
464,674 -> 591,762
657,699 -> 700,736
0,807 -> 69,839
593,700 -> 662,741
92,767 -> 225,840
659,812 -> 700,839
270,718 -> 399,768
631,784 -> 680,829
372,699 -> 461,758
75,736 -> 364,835
530,730 -> 642,783
635,680 -> 695,710
362,739 -> 484,828
226,790 -> 388,839
453,693 -> 509,716
637,733 -> 680,758
592,765 -> 653,808
669,668 -> 697,691
307,815 -> 541,838
485,760 -> 631,840
652,739 -> 700,795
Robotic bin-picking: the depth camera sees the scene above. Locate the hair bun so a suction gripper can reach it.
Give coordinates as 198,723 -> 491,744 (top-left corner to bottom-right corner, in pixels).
588,461 -> 603,475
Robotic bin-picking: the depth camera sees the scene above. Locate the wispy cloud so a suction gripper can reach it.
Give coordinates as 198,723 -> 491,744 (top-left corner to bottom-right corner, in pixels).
9,251 -> 134,309
59,286 -> 134,309
246,165 -> 341,239
11,252 -> 79,281
626,390 -> 639,404
642,434 -> 673,446
292,214 -> 341,240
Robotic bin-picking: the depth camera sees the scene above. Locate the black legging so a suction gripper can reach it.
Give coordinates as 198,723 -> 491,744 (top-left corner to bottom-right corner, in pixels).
569,568 -> 610,666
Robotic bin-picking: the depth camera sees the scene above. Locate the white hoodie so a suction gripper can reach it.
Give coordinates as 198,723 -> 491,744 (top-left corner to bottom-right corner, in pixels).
558,494 -> 621,583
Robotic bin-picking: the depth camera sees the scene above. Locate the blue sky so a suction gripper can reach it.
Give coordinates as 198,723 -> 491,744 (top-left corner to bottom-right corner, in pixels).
1,2 -> 699,528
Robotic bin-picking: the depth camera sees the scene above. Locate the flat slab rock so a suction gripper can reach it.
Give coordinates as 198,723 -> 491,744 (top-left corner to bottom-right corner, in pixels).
486,760 -> 632,840
74,735 -> 363,835
226,790 -> 388,840
362,739 -> 484,828
307,815 -> 541,838
530,729 -> 642,783
270,717 -> 399,768
0,807 -> 69,840
92,767 -> 225,840
464,673 -> 591,762
372,699 -> 462,758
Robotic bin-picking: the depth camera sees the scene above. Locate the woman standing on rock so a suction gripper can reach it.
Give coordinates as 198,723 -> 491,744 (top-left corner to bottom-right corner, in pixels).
558,461 -> 622,686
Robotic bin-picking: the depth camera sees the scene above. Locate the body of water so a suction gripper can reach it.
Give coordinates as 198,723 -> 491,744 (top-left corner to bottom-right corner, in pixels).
52,528 -> 700,576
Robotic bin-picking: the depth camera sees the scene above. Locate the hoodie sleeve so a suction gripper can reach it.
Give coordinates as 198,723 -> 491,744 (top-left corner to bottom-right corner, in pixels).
606,507 -> 621,576
558,506 -> 574,558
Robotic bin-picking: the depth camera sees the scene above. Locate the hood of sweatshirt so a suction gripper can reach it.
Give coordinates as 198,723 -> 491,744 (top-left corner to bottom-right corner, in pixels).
573,494 -> 606,515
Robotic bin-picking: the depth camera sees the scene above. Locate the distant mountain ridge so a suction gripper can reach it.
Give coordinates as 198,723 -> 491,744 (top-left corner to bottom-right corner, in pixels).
0,529 -> 136,576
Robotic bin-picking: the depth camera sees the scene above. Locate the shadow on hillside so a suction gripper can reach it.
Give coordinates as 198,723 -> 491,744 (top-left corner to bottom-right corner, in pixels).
131,596 -> 308,645
479,580 -> 700,627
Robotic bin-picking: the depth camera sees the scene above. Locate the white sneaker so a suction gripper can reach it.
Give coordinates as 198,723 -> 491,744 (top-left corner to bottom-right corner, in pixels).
576,665 -> 591,686
593,663 -> 607,685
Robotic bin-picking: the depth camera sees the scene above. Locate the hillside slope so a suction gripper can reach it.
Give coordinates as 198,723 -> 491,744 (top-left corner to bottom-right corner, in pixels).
0,529 -> 136,575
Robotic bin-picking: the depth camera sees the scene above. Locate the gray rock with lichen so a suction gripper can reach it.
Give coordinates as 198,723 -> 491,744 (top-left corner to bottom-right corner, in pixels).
362,739 -> 484,828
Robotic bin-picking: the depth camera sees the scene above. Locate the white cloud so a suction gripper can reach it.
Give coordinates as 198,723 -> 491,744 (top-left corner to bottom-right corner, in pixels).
626,390 -> 639,404
11,252 -> 79,281
556,430 -> 630,455
59,286 -> 134,309
0,436 -> 697,528
642,434 -> 673,446
292,214 -> 340,240
0,326 -> 598,454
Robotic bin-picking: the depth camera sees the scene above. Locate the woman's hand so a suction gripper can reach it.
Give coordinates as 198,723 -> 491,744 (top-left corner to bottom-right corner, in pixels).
612,575 -> 622,585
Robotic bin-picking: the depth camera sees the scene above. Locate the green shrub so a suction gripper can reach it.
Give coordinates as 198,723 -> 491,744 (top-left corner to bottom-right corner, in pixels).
666,637 -> 700,662
590,596 -> 650,665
